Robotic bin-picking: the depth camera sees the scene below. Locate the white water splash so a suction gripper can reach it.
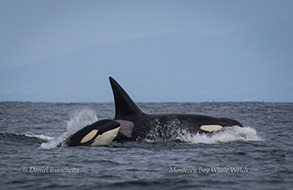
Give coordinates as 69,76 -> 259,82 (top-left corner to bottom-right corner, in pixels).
65,109 -> 98,135
40,109 -> 98,149
176,126 -> 263,144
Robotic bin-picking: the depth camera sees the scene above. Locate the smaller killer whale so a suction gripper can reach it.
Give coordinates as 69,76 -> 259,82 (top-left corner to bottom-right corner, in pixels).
109,77 -> 243,141
65,119 -> 120,146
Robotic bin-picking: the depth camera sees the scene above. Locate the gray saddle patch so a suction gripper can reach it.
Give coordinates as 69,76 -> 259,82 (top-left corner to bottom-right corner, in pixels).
115,120 -> 134,138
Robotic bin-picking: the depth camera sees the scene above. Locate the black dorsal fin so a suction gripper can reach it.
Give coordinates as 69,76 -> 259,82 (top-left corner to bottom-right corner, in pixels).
109,77 -> 143,118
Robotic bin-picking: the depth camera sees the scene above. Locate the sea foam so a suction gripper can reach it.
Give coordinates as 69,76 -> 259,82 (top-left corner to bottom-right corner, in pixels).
176,126 -> 263,144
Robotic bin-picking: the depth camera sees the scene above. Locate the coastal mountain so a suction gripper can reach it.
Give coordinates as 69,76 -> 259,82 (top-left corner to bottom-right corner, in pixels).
0,20 -> 292,102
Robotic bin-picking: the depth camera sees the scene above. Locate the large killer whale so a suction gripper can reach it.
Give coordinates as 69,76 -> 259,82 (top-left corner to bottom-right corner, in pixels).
109,77 -> 243,141
65,119 -> 120,146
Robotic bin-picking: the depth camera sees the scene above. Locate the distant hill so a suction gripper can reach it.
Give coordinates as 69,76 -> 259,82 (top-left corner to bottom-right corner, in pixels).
0,20 -> 292,102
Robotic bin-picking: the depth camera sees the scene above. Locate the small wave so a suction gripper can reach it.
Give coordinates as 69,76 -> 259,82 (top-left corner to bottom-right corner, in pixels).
24,133 -> 53,141
177,126 -> 263,144
0,132 -> 53,145
40,109 -> 98,149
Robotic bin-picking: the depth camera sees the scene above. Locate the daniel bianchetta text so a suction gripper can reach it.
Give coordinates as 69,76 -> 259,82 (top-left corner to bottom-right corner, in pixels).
22,166 -> 80,173
169,166 -> 249,174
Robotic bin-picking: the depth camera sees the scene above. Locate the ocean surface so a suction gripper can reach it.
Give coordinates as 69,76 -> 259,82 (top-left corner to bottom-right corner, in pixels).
0,102 -> 292,189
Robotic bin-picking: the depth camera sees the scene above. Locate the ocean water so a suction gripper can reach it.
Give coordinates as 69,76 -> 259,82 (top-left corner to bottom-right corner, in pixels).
0,102 -> 292,189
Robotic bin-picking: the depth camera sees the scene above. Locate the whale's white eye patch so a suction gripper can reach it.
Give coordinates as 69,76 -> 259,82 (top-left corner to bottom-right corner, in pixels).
200,125 -> 223,132
81,129 -> 98,143
91,127 -> 120,146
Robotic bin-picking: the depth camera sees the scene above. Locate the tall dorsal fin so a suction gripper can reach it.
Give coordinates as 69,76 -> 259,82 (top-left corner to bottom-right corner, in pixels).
109,77 -> 143,118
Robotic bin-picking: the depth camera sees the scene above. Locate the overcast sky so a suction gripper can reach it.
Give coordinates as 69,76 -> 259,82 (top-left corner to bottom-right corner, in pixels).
0,0 -> 292,102
1,0 -> 292,69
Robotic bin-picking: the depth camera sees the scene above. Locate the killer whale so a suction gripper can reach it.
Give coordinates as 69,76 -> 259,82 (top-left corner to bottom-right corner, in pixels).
109,77 -> 243,141
65,119 -> 120,146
